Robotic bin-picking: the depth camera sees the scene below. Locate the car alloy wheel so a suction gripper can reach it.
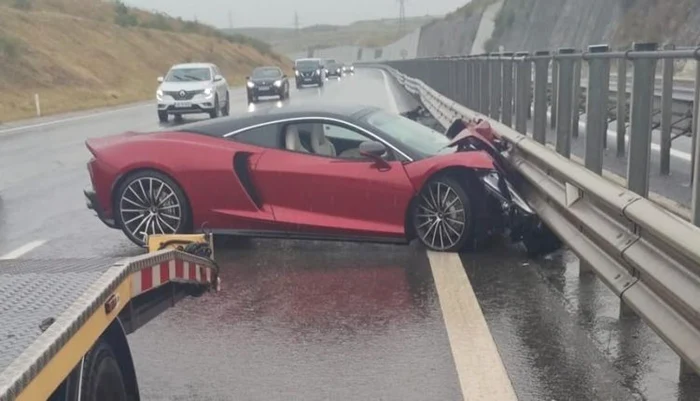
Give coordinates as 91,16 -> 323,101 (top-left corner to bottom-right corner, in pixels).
117,172 -> 187,246
413,176 -> 471,252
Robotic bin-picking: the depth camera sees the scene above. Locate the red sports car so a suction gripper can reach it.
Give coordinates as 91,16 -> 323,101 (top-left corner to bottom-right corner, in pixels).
84,103 -> 558,254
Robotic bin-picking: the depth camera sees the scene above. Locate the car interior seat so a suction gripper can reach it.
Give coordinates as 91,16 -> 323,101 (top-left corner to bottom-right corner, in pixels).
285,125 -> 309,153
310,124 -> 336,156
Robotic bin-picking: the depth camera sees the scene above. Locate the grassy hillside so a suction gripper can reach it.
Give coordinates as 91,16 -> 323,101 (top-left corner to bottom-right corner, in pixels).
0,0 -> 291,122
226,16 -> 437,55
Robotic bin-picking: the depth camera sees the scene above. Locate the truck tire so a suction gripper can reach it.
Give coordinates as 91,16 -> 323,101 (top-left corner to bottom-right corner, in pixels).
81,341 -> 128,401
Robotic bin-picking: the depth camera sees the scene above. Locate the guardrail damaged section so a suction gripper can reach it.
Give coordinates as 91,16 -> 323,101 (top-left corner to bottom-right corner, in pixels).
366,57 -> 700,379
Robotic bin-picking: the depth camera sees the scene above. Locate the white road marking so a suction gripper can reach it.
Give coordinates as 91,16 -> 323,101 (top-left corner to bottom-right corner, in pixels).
380,69 -> 400,113
380,71 -> 516,398
0,104 -> 152,135
0,240 -> 47,259
427,251 -> 518,401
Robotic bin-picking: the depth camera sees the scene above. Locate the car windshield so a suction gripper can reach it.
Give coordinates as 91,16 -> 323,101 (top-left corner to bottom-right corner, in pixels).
252,67 -> 282,78
165,67 -> 211,82
296,60 -> 319,69
363,109 -> 454,158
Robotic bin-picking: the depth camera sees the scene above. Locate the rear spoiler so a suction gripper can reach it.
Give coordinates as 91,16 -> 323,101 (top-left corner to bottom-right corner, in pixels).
85,131 -> 141,157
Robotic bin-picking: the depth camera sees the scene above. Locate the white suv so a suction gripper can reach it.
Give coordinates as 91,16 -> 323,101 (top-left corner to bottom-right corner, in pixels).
156,63 -> 229,122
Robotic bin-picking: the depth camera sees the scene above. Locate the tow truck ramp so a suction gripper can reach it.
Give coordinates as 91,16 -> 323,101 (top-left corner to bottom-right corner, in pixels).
0,248 -> 219,401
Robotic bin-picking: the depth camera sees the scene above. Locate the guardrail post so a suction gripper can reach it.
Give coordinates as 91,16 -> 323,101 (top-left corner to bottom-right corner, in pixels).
457,58 -> 469,106
660,44 -> 675,175
490,53 -> 502,120
439,58 -> 448,96
692,79 -> 700,227
454,58 -> 462,102
452,58 -> 462,103
472,58 -> 482,113
514,52 -> 531,135
627,42 -> 659,197
464,58 -> 473,109
584,45 -> 611,175
551,54 -> 559,129
533,51 -> 551,143
572,58 -> 582,138
692,59 -> 700,184
616,58 -> 628,157
502,53 -> 514,127
555,48 -> 576,158
481,55 -> 491,116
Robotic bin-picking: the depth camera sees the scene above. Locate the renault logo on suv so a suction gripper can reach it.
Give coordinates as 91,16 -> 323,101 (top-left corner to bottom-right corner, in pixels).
179,90 -> 187,98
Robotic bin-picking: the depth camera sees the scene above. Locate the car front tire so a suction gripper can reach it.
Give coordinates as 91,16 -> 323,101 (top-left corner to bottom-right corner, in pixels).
222,91 -> 230,116
412,175 -> 475,252
158,111 -> 168,123
209,95 -> 220,118
115,169 -> 191,247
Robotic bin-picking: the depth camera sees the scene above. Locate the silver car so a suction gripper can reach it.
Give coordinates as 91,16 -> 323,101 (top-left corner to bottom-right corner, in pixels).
156,63 -> 229,122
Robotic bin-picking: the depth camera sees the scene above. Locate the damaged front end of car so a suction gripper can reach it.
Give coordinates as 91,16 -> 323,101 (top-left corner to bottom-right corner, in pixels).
445,117 -> 561,256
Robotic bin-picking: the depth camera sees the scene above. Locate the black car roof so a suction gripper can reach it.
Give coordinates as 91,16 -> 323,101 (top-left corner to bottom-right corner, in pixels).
177,102 -> 380,138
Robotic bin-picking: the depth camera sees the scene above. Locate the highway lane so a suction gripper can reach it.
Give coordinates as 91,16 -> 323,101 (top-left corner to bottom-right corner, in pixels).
1,69 -> 699,400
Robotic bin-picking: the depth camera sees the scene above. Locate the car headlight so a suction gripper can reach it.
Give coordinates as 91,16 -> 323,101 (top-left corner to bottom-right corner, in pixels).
351,66 -> 354,70
324,69 -> 328,73
156,89 -> 163,100
316,69 -> 320,75
246,81 -> 255,88
295,70 -> 300,76
273,80 -> 282,87
336,68 -> 340,73
204,88 -> 213,96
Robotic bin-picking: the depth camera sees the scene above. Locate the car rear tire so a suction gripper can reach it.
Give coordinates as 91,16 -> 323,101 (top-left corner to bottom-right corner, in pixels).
209,95 -> 220,119
158,111 -> 168,123
80,341 -> 128,401
115,170 -> 191,247
412,175 -> 475,252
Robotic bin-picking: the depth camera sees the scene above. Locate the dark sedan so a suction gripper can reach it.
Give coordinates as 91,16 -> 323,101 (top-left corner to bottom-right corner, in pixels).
246,66 -> 290,103
325,62 -> 343,78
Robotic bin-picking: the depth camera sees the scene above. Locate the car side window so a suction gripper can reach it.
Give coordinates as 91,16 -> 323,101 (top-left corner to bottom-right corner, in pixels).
230,124 -> 280,148
281,120 -> 395,161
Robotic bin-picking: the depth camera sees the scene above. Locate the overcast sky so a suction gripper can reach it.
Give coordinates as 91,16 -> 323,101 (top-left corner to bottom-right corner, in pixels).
123,0 -> 469,29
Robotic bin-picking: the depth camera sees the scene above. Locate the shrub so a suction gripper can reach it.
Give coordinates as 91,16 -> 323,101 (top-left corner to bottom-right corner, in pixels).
141,13 -> 172,31
114,1 -> 138,27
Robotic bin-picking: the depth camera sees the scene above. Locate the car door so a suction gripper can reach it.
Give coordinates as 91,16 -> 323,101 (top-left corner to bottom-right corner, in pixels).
251,119 -> 417,239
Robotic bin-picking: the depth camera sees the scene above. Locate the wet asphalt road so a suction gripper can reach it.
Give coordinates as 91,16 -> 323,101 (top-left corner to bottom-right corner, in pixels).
1,68 -> 700,400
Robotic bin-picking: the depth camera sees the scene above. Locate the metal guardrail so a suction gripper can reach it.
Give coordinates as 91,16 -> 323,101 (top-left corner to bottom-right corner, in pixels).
364,45 -> 700,225
363,48 -> 700,379
362,45 -> 700,183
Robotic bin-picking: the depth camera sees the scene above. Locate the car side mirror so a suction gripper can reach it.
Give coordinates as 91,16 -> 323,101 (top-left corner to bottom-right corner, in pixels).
214,74 -> 223,82
157,76 -> 164,83
359,141 -> 389,168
